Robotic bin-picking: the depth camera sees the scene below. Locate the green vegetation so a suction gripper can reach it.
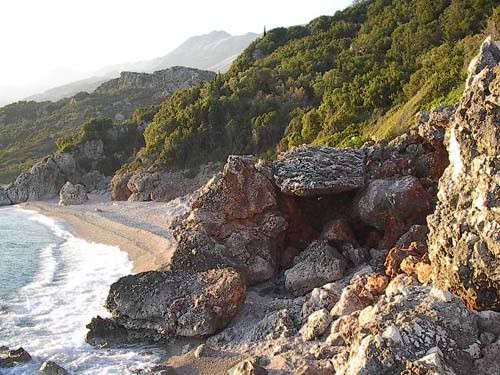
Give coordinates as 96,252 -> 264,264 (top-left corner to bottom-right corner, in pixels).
143,0 -> 498,170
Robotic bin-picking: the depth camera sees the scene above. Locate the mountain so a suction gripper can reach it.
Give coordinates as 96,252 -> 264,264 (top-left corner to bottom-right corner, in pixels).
26,31 -> 259,103
131,0 -> 498,173
0,67 -> 215,183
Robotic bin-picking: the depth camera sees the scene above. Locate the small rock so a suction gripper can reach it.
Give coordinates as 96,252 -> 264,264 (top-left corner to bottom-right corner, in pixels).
0,347 -> 32,368
228,359 -> 268,375
300,309 -> 332,341
40,361 -> 69,375
194,344 -> 207,358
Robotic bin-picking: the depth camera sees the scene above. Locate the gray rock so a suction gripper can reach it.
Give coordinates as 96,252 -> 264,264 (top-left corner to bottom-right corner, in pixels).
87,268 -> 246,343
428,37 -> 500,311
0,347 -> 32,368
300,309 -> 332,341
39,361 -> 69,375
0,186 -> 11,206
59,181 -> 88,205
285,241 -> 348,296
273,146 -> 366,197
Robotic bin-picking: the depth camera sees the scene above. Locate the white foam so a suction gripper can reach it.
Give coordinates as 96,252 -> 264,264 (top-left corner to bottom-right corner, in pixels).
0,208 -> 163,374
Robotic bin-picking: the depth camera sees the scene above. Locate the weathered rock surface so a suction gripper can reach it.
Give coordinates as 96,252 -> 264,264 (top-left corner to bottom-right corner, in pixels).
87,268 -> 245,344
285,241 -> 348,296
428,37 -> 500,311
228,359 -> 268,375
170,156 -> 287,284
355,176 -> 433,247
273,146 -> 366,197
59,181 -> 88,205
39,361 -> 69,375
0,347 -> 32,368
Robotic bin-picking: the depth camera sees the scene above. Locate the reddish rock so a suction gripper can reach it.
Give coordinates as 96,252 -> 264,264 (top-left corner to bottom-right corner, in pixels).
321,219 -> 355,243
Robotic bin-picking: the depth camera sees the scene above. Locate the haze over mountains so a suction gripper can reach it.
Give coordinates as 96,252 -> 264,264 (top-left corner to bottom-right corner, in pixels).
1,31 -> 258,105
27,31 -> 259,103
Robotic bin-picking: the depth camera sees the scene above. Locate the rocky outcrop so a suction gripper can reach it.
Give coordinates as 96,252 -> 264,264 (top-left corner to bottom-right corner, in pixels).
428,37 -> 500,311
169,156 -> 287,284
273,147 -> 366,196
39,361 -> 69,375
86,268 -> 245,344
59,181 -> 88,205
111,163 -> 221,202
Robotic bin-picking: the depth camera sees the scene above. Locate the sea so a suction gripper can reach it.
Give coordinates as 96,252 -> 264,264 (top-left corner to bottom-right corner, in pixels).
0,207 -> 163,374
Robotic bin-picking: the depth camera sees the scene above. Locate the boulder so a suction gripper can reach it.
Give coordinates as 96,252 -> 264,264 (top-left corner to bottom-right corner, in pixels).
0,347 -> 32,368
273,146 -> 366,197
170,156 -> 287,284
59,181 -> 88,205
228,359 -> 268,375
300,309 -> 332,341
39,361 -> 69,375
354,176 -> 433,246
285,241 -> 348,296
110,170 -> 133,201
0,186 -> 11,206
321,219 -> 355,243
428,37 -> 500,311
87,268 -> 245,342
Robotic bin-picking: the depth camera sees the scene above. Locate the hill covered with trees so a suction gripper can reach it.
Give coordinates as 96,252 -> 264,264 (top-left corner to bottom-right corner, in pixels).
141,0 -> 499,171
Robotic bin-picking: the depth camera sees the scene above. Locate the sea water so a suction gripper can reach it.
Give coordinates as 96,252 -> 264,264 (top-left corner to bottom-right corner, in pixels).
0,207 -> 163,374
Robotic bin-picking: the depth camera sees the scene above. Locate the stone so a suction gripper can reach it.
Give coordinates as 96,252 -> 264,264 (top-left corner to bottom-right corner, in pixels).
321,219 -> 355,243
170,156 -> 287,284
110,170 -> 133,201
284,241 -> 348,296
87,268 -> 246,343
302,283 -> 342,320
476,340 -> 500,375
273,146 -> 366,197
228,359 -> 268,375
428,38 -> 500,311
59,181 -> 88,205
248,309 -> 296,341
0,347 -> 32,368
0,186 -> 11,206
300,309 -> 332,341
355,176 -> 433,247
39,361 -> 69,375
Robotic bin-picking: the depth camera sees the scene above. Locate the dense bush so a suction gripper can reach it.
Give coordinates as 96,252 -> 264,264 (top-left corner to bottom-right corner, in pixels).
144,0 -> 498,170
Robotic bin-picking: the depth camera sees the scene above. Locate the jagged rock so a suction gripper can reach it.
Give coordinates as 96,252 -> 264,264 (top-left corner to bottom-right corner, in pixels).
0,347 -> 32,368
0,186 -> 11,206
428,37 -> 500,311
88,268 -> 245,342
85,315 -> 130,347
302,283 -> 342,320
321,219 -> 355,243
228,359 -> 268,375
59,181 -> 88,205
81,170 -> 111,192
300,309 -> 332,341
331,274 -> 379,317
248,309 -> 296,341
273,146 -> 366,197
354,176 -> 433,247
127,171 -> 160,201
39,361 -> 69,375
170,156 -> 287,284
285,241 -> 348,296
111,170 -> 133,200
335,286 -> 480,375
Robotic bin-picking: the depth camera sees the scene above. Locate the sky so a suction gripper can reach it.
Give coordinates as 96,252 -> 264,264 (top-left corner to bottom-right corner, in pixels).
0,0 -> 351,99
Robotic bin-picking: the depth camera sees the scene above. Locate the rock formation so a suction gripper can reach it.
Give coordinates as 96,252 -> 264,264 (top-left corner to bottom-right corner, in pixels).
428,37 -> 500,311
59,181 -> 88,205
0,347 -> 32,368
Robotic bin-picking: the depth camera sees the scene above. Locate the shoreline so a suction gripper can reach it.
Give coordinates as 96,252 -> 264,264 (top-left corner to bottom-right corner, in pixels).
20,194 -> 187,274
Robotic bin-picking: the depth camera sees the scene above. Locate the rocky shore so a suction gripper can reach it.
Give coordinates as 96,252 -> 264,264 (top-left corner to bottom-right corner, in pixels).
3,38 -> 499,375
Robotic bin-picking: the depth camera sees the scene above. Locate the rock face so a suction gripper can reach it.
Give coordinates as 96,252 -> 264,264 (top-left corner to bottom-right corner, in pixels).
273,146 -> 366,196
59,181 -> 88,205
428,37 -> 500,311
170,156 -> 287,284
285,241 -> 348,296
86,268 -> 245,344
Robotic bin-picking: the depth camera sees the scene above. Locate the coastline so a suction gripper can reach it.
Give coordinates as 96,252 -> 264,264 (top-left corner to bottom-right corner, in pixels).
20,194 -> 187,273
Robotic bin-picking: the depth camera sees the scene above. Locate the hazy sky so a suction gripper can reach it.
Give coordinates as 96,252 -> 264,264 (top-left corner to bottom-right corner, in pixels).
0,0 -> 351,91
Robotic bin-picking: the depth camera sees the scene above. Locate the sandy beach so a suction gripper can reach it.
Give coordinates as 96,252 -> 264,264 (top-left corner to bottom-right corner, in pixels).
22,193 -> 192,273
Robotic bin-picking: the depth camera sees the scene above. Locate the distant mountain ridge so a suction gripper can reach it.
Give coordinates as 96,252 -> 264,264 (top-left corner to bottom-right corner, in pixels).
26,31 -> 258,103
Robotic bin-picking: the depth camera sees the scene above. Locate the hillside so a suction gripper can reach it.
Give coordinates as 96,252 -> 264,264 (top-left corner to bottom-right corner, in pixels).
0,67 -> 215,183
135,0 -> 498,172
26,31 -> 258,103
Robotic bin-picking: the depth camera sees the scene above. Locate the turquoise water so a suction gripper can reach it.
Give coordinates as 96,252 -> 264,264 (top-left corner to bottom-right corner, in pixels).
0,207 -> 163,374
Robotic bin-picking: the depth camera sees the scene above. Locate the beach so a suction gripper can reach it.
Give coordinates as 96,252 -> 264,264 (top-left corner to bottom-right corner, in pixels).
22,193 -> 192,273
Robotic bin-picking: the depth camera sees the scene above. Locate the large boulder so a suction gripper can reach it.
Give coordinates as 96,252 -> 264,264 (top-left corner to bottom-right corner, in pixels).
285,240 -> 348,296
110,170 -> 133,201
170,156 -> 287,284
87,268 -> 246,343
59,181 -> 88,205
273,146 -> 366,197
428,37 -> 500,311
354,176 -> 433,247
0,186 -> 11,206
